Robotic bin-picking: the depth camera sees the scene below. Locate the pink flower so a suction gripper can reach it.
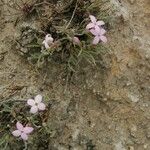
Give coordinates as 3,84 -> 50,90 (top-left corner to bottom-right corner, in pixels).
42,34 -> 54,49
86,15 -> 105,30
12,122 -> 34,141
27,95 -> 46,114
73,37 -> 81,45
90,27 -> 107,45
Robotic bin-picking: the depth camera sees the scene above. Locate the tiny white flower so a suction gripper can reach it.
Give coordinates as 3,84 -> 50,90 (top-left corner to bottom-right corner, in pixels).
42,34 -> 54,49
27,95 -> 46,114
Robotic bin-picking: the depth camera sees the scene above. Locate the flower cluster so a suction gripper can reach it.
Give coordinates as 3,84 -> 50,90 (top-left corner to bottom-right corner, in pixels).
86,15 -> 107,45
12,95 -> 46,141
42,15 -> 107,49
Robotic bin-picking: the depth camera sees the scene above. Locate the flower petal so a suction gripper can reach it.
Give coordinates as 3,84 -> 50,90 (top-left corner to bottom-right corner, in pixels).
96,20 -> 105,26
30,106 -> 38,114
93,36 -> 100,45
43,41 -> 50,49
45,34 -> 51,38
90,29 -> 98,36
45,34 -> 52,40
38,103 -> 46,111
45,34 -> 54,44
89,15 -> 96,23
35,95 -> 42,103
21,133 -> 28,140
95,26 -> 101,33
100,36 -> 107,43
100,28 -> 106,35
42,40 -> 46,45
23,127 -> 34,134
12,130 -> 21,137
27,99 -> 35,106
16,122 -> 24,131
86,23 -> 95,29
47,37 -> 54,44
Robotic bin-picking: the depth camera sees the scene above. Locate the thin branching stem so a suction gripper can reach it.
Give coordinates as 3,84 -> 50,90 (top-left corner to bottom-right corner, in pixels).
65,0 -> 78,29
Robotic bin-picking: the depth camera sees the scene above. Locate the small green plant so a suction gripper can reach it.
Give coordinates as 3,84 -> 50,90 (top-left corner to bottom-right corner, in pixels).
0,95 -> 50,149
0,0 -> 114,149
12,0 -> 111,74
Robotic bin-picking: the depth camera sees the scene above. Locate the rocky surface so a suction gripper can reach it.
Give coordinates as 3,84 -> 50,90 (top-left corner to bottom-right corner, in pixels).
0,0 -> 150,149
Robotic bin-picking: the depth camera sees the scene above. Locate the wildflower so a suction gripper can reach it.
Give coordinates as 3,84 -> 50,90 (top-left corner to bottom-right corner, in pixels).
12,122 -> 34,141
90,27 -> 107,44
73,36 -> 81,45
27,94 -> 46,114
42,34 -> 54,49
86,15 -> 105,30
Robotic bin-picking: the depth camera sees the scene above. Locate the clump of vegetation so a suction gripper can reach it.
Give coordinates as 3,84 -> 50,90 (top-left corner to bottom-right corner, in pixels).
7,0 -> 112,72
0,95 -> 53,149
0,1 -> 113,147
